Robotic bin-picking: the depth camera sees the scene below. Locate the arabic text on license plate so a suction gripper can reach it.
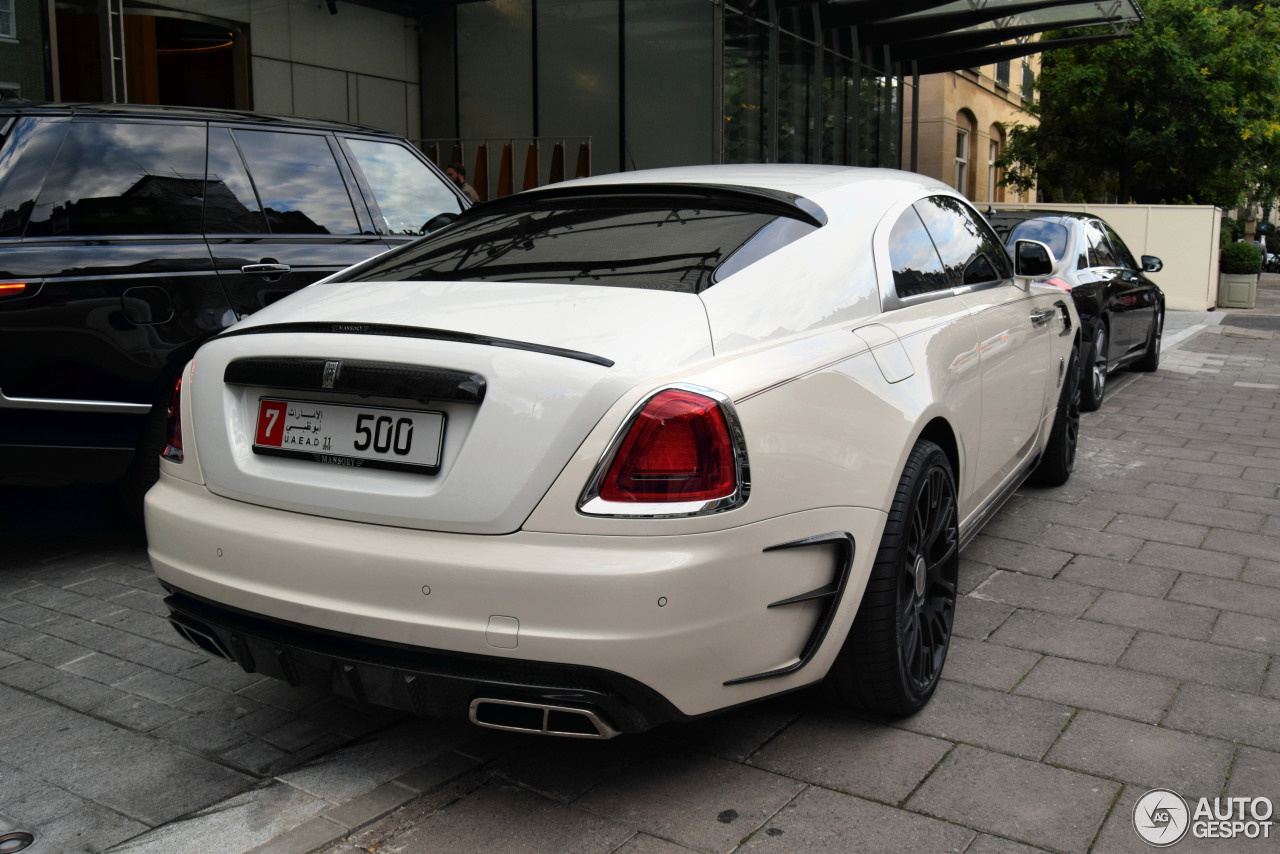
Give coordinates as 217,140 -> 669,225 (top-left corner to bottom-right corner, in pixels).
253,398 -> 445,473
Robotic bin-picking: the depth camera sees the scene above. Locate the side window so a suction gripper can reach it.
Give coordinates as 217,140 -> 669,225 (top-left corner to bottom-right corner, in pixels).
26,121 -> 206,237
0,118 -> 68,238
1083,220 -> 1116,267
232,130 -> 361,235
344,138 -> 463,236
914,195 -> 1011,286
888,206 -> 950,298
1102,223 -> 1138,270
206,127 -> 268,234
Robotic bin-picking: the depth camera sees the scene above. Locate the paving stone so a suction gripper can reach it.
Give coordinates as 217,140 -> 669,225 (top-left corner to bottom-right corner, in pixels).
742,787 -> 974,853
12,585 -> 124,621
172,686 -> 264,719
1192,474 -> 1279,498
1091,785 -> 1182,854
1045,711 -> 1234,794
59,652 -> 146,686
36,674 -> 126,713
0,660 -> 63,693
1166,459 -> 1246,478
108,780 -> 330,854
959,537 -> 1073,578
115,669 -> 202,704
154,714 -> 252,756
1131,542 -> 1244,579
1141,483 -> 1231,508
981,515 -> 1051,545
989,610 -> 1134,665
1168,574 -> 1280,620
1226,493 -> 1280,517
395,751 -> 482,795
907,744 -> 1118,853
963,834 -> 1050,854
941,637 -> 1040,692
1013,656 -> 1177,725
575,749 -> 804,854
749,712 -> 951,804
953,596 -> 1015,640
1035,525 -> 1143,562
1226,747 -> 1280,800
659,692 -> 807,763
1203,528 -> 1280,563
893,681 -> 1072,761
1104,515 -> 1209,548
245,816 -> 347,854
1012,497 -> 1116,531
1264,668 -> 1280,700
1078,490 -> 1174,520
96,607 -> 183,644
324,781 -> 416,830
377,781 -> 634,854
179,658 -> 265,692
970,572 -> 1099,618
220,739 -> 294,776
93,693 -> 188,732
1082,591 -> 1217,641
958,559 -> 996,595
612,834 -> 700,853
0,602 -> 60,627
10,799 -> 147,853
1164,683 -> 1280,752
494,734 -> 649,803
1209,611 -> 1280,655
1055,556 -> 1177,598
1170,503 -> 1265,534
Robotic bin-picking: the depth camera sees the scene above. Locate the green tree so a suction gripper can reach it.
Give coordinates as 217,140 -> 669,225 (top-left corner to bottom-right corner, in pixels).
1000,0 -> 1280,211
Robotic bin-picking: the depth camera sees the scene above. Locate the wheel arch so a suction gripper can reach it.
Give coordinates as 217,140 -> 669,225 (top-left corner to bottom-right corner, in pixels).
916,416 -> 959,483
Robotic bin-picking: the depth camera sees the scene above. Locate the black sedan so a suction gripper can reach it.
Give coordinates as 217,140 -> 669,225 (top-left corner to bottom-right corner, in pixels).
987,210 -> 1165,410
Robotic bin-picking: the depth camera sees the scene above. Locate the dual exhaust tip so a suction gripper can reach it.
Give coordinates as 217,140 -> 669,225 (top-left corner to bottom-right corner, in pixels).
470,698 -> 619,739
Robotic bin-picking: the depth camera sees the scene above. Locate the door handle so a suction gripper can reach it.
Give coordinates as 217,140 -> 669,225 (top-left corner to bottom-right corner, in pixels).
1030,308 -> 1056,327
241,263 -> 292,275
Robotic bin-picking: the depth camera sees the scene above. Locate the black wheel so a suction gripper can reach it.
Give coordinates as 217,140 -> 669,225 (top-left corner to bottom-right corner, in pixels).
825,440 -> 958,715
1134,308 -> 1162,372
1080,322 -> 1108,412
118,380 -> 174,525
1030,342 -> 1080,487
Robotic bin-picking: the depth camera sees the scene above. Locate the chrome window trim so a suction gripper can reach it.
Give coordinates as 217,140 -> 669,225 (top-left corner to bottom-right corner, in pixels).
0,389 -> 151,414
577,383 -> 751,519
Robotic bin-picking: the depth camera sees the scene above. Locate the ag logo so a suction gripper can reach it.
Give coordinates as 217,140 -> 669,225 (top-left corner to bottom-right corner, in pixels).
1134,789 -> 1190,846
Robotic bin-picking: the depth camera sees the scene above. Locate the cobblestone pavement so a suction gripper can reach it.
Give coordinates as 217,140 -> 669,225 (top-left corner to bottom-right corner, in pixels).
2,283 -> 1278,854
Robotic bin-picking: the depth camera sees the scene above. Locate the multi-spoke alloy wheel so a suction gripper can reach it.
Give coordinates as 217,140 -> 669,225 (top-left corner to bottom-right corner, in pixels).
1082,323 -> 1108,411
825,440 -> 958,715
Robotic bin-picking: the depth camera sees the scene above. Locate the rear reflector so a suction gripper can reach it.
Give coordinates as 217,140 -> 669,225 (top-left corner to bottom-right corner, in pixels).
162,375 -> 183,462
597,388 -> 737,503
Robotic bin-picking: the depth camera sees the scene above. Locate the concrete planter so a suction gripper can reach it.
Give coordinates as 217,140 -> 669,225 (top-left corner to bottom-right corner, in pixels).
1218,272 -> 1258,309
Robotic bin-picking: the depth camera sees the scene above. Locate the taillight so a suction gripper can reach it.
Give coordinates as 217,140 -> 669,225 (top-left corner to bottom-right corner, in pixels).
162,375 -> 183,462
581,386 -> 749,515
0,282 -> 29,298
1045,277 -> 1072,292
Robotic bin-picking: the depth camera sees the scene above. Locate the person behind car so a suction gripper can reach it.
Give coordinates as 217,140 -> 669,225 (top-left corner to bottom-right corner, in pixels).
446,161 -> 480,203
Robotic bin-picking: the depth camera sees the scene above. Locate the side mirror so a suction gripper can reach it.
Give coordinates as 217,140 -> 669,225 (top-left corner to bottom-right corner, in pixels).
1014,239 -> 1056,278
419,211 -> 460,235
1141,255 -> 1163,273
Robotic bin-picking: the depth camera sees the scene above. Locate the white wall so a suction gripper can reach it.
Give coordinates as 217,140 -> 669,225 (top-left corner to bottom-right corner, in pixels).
160,0 -> 420,137
995,203 -> 1223,311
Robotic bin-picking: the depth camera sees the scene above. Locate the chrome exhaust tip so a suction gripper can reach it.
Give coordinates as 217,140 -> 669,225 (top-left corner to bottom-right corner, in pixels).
168,612 -> 234,661
469,698 -> 619,739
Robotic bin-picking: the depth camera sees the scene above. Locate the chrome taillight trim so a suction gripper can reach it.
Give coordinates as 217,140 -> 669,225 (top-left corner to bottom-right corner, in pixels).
577,383 -> 751,519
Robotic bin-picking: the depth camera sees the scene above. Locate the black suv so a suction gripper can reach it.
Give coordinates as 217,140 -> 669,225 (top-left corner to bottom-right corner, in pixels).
0,104 -> 467,511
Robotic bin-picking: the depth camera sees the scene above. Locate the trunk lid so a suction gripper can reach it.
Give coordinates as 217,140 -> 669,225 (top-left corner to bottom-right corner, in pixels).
190,280 -> 713,534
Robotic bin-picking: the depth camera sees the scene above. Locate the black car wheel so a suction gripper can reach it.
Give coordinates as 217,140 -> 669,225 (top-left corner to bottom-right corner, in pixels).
1081,322 -> 1108,411
1134,309 -> 1162,372
1030,342 -> 1080,487
825,440 -> 958,715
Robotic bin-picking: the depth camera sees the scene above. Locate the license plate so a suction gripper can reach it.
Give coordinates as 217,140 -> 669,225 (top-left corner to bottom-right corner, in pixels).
253,398 -> 445,474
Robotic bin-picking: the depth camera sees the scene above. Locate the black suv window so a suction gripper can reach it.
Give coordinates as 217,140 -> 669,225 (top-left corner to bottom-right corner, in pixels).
0,118 -> 67,238
914,195 -> 1011,287
339,202 -> 803,293
232,129 -> 361,235
345,138 -> 463,236
888,206 -> 950,297
26,121 -> 206,237
205,127 -> 269,234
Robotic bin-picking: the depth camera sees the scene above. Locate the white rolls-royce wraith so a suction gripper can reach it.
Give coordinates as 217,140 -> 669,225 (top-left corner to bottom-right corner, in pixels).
146,165 -> 1080,738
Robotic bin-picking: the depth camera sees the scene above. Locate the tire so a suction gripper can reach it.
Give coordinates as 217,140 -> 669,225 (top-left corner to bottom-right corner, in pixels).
824,440 -> 958,716
1080,321 -> 1108,412
1029,342 -> 1080,487
1133,308 -> 1162,372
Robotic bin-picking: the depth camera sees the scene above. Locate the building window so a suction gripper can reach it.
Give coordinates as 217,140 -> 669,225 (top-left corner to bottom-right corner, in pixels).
955,127 -> 968,195
988,138 -> 1000,202
995,60 -> 1010,88
1022,60 -> 1035,101
0,0 -> 15,39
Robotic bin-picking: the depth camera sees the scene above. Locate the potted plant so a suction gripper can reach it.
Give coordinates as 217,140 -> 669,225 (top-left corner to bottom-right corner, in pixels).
1218,241 -> 1262,309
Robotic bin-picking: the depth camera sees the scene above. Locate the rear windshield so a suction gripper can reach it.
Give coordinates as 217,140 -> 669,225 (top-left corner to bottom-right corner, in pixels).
1007,219 -> 1070,263
338,203 -> 814,294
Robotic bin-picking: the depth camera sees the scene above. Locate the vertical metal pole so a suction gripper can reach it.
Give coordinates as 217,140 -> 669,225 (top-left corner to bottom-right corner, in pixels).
531,0 -> 540,138
618,0 -> 626,172
45,0 -> 61,101
880,45 -> 892,167
767,0 -> 778,163
910,61 -> 919,172
712,0 -> 724,164
810,5 -> 822,165
850,26 -> 859,167
99,0 -> 126,103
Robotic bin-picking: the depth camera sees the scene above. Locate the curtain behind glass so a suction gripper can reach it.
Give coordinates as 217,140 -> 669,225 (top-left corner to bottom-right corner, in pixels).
457,0 -> 534,141
539,0 -> 619,178
625,0 -> 714,170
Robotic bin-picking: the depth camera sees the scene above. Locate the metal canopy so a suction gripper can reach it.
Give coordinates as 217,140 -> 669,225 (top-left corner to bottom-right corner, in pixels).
821,0 -> 1144,72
